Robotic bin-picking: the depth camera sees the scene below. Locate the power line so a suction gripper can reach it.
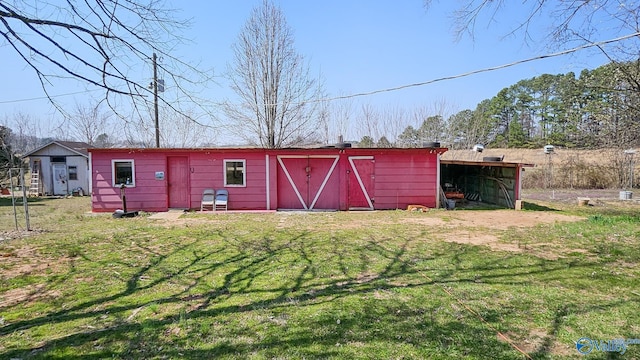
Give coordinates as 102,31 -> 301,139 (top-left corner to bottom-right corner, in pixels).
0,89 -> 101,104
316,31 -> 640,104
219,31 -> 639,107
2,32 -> 638,108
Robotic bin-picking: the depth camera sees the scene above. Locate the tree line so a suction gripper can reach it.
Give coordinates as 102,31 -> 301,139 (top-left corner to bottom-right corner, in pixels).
3,58 -> 640,159
361,61 -> 640,150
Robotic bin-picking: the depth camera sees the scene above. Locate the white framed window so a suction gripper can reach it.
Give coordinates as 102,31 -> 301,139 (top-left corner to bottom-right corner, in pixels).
112,159 -> 136,187
68,166 -> 78,180
224,159 -> 246,187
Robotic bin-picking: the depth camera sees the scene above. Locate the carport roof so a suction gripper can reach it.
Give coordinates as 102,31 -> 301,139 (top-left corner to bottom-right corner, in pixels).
441,159 -> 535,168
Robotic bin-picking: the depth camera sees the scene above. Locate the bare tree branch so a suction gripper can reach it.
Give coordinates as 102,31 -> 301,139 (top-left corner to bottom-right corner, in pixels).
424,0 -> 640,59
0,0 -> 218,135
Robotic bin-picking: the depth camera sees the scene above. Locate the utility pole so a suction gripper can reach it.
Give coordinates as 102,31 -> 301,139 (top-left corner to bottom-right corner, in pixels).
152,52 -> 160,148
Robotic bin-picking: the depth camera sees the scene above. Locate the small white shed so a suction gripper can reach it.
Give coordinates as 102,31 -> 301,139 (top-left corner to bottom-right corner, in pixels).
23,141 -> 92,196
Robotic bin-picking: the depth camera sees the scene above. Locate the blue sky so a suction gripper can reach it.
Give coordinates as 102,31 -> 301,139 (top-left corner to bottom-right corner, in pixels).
0,1 -> 620,138
187,0 -> 612,109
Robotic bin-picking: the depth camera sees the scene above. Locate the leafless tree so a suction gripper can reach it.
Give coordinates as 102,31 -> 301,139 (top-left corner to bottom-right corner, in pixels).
122,104 -> 214,148
162,111 -> 213,148
380,106 -> 408,144
0,0 -> 215,126
329,97 -> 354,143
224,0 -> 323,148
65,102 -> 113,145
1,112 -> 43,154
356,103 -> 382,140
318,99 -> 331,145
423,0 -> 640,57
123,116 -> 154,148
317,95 -> 354,144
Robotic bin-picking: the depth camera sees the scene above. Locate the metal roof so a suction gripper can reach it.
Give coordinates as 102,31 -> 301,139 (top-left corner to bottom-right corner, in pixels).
441,159 -> 535,168
23,140 -> 93,158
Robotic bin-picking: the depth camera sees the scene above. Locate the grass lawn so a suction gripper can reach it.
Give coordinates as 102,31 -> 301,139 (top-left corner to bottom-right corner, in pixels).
1,196 -> 639,359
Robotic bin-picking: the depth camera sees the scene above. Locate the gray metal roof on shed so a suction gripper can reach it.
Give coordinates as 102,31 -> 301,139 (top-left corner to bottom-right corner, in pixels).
23,140 -> 93,158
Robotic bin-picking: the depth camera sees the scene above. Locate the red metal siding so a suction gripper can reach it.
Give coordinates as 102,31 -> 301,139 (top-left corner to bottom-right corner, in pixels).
347,156 -> 375,209
276,156 -> 307,209
168,156 -> 189,208
188,153 -> 221,209
234,155 -> 268,210
307,157 -> 340,210
90,151 -> 168,212
266,155 -> 278,210
187,152 -> 268,211
90,148 -> 445,212
372,153 -> 439,209
276,155 -> 340,210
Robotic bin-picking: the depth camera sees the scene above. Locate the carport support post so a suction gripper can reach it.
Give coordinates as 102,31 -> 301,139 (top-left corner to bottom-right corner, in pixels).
515,199 -> 523,210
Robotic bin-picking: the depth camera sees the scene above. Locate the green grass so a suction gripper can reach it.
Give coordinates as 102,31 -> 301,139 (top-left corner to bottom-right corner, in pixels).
1,196 -> 639,359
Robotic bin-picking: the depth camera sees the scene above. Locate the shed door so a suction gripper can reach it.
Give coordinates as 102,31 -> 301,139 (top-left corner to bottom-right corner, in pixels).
168,156 -> 189,209
276,155 -> 340,210
348,156 -> 375,210
52,164 -> 68,195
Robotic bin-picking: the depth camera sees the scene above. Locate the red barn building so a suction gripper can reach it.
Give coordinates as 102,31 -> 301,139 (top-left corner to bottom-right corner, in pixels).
88,147 -> 447,212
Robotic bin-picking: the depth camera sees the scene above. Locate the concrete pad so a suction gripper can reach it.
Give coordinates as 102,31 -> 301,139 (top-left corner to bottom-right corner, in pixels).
148,209 -> 185,220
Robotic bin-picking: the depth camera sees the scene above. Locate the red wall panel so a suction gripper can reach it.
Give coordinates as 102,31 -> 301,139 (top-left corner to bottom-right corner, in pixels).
372,153 -> 439,209
90,148 -> 444,212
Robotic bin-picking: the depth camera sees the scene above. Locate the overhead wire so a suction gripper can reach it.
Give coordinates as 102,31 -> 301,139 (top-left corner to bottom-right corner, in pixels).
0,89 -> 102,104
1,32 -> 638,107
312,31 -> 640,104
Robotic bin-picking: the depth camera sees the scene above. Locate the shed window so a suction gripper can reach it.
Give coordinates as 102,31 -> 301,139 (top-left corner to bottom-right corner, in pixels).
68,166 -> 78,180
224,160 -> 245,187
51,156 -> 66,163
112,160 -> 135,187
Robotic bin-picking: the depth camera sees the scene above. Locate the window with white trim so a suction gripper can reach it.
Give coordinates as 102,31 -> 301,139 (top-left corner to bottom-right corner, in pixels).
112,159 -> 135,187
224,159 -> 245,187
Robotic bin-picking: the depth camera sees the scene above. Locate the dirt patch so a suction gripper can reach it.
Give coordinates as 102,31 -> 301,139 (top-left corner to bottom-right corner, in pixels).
402,210 -> 584,255
141,205 -> 587,258
444,210 -> 582,229
162,209 -> 585,257
0,284 -> 62,309
502,329 -> 575,357
442,232 -> 522,252
153,217 -> 229,228
401,210 -> 583,230
0,229 -> 46,242
0,246 -> 72,280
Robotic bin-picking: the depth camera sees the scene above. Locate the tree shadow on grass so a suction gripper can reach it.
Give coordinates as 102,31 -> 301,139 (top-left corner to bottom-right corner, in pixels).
523,202 -> 559,212
0,196 -> 52,207
0,226 -> 631,359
